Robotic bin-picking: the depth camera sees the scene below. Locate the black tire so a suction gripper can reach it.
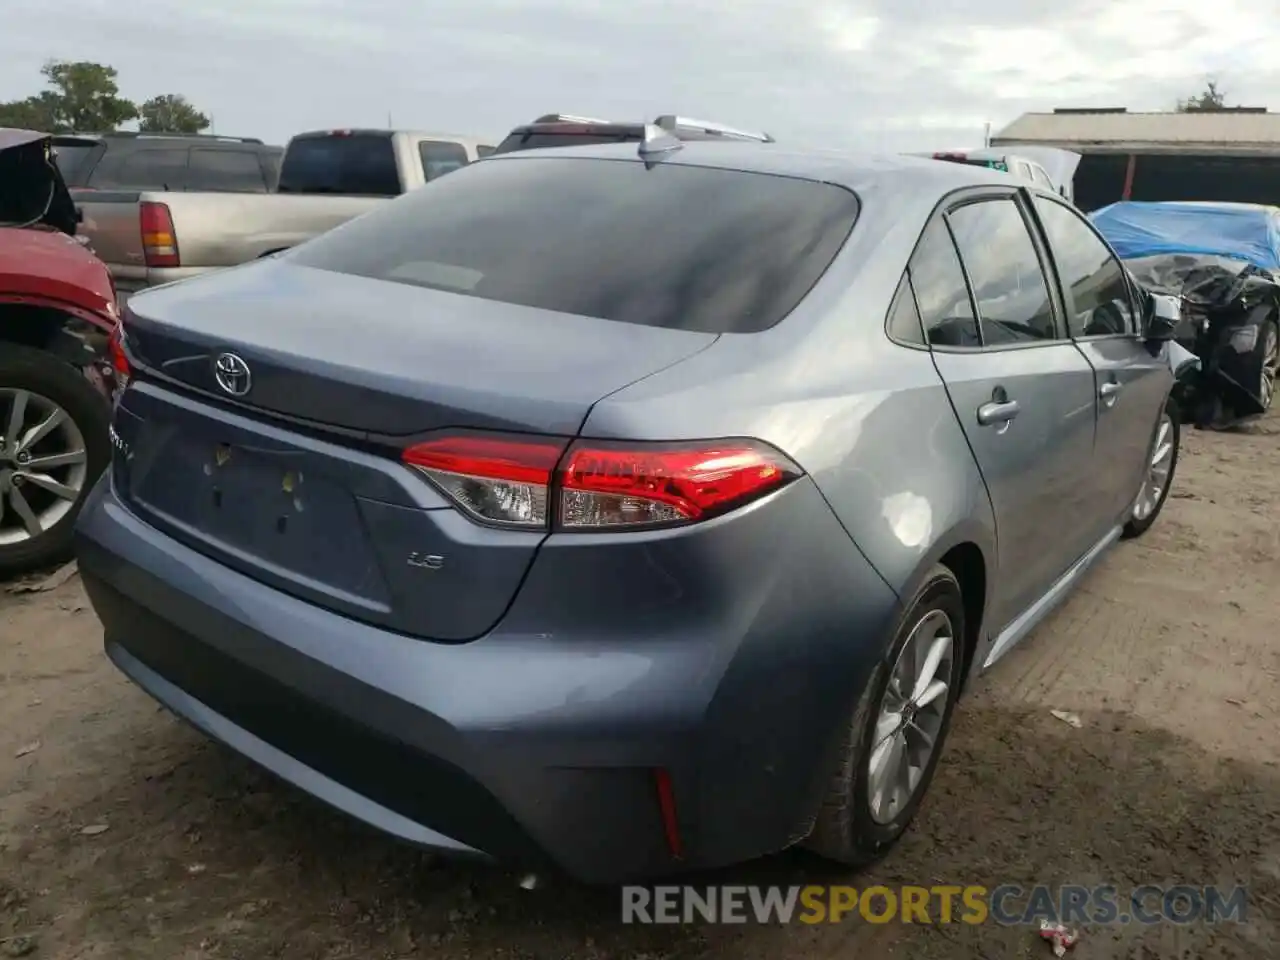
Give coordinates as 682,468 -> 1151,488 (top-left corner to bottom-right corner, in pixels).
804,564 -> 966,866
1121,395 -> 1181,540
0,344 -> 111,576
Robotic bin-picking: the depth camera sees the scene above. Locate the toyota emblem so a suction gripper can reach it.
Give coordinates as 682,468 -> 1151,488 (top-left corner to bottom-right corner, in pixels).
213,353 -> 252,397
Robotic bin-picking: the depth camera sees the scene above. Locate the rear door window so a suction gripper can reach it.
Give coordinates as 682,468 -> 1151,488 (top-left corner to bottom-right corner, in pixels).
947,197 -> 1059,344
94,147 -> 190,190
418,140 -> 470,181
188,148 -> 269,192
288,156 -> 859,334
276,134 -> 401,196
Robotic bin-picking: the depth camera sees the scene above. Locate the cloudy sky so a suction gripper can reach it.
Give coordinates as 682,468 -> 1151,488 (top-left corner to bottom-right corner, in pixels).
4,0 -> 1278,151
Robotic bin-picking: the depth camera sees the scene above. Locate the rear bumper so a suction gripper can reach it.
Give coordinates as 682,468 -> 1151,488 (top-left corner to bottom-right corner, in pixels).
75,474 -> 899,883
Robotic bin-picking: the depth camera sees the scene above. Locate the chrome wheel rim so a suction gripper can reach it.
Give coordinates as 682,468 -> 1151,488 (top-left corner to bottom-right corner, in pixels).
867,609 -> 955,824
1132,414 -> 1174,522
1261,323 -> 1278,411
0,389 -> 89,547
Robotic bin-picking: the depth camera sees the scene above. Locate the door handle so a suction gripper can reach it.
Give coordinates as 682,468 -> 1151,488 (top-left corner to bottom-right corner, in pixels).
977,399 -> 1020,427
1100,381 -> 1122,407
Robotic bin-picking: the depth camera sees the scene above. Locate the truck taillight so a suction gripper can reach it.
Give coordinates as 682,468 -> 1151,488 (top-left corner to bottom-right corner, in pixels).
401,433 -> 800,531
139,201 -> 179,268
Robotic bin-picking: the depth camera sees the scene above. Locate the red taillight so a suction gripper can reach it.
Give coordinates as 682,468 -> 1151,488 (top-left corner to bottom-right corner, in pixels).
139,201 -> 179,268
559,439 -> 796,528
400,433 -> 800,532
106,322 -> 131,381
402,434 -> 567,529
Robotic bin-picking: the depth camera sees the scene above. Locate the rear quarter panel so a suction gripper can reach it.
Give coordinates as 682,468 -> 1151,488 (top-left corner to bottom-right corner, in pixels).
583,172 -> 997,638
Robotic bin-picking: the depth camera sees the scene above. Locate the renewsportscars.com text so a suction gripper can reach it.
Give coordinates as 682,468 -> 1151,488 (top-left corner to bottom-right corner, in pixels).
621,884 -> 1249,926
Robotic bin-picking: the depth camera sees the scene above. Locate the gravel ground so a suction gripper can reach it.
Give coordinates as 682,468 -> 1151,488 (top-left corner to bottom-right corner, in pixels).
2,411 -> 1279,960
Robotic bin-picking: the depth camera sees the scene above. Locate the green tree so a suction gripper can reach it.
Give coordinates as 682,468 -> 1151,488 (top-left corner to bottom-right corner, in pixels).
1177,79 -> 1229,112
138,94 -> 210,134
0,60 -> 138,132
0,93 -> 59,131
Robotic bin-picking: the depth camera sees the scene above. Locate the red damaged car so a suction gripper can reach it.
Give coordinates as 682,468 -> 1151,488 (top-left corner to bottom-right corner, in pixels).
0,128 -> 115,574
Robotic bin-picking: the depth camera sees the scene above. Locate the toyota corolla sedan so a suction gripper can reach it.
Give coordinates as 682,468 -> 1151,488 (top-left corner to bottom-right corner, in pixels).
77,130 -> 1183,884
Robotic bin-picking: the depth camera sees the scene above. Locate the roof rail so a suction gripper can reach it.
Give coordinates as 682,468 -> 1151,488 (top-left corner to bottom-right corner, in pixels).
638,123 -> 683,159
78,131 -> 265,143
532,113 -> 614,125
654,115 -> 774,143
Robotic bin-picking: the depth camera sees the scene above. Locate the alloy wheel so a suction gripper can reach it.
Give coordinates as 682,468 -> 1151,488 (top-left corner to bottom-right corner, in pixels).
0,388 -> 90,547
1132,414 -> 1174,522
1261,322 -> 1278,412
867,609 -> 955,824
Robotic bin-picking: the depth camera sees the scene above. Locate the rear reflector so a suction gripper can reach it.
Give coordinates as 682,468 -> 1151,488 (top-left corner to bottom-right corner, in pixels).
653,768 -> 683,860
401,433 -> 800,532
139,201 -> 179,268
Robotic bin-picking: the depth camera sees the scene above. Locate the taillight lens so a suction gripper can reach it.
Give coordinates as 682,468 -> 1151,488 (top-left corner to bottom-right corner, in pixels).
139,201 -> 180,268
106,322 -> 131,382
559,440 -> 797,528
402,434 -> 567,529
400,433 -> 800,532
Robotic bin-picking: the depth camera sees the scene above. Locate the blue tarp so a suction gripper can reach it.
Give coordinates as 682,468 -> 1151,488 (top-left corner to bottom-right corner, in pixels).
1090,201 -> 1280,273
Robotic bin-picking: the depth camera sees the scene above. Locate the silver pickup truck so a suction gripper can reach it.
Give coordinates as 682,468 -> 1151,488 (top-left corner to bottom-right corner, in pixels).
73,129 -> 494,298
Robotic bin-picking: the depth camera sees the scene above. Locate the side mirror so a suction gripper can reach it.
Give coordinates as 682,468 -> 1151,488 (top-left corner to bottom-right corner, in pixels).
74,205 -> 84,224
1142,292 -> 1180,342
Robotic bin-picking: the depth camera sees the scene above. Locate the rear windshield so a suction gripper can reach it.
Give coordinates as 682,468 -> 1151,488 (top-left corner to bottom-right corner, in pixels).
277,134 -> 400,196
51,140 -> 97,184
287,156 -> 859,334
491,131 -> 638,155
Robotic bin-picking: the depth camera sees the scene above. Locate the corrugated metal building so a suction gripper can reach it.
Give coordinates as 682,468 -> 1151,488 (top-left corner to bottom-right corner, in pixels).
991,107 -> 1280,211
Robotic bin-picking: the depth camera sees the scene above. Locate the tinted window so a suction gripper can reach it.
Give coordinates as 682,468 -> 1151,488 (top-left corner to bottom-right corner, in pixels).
886,272 -> 925,345
289,157 -> 859,334
1033,196 -> 1136,337
947,199 -> 1057,344
95,147 -> 189,190
492,131 -> 635,154
908,219 -> 979,348
476,145 -> 496,158
419,140 -> 469,181
188,149 -> 267,192
51,140 -> 97,184
277,134 -> 400,196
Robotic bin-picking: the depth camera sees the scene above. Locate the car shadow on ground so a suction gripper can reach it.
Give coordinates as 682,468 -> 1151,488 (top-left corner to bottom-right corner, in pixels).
3,691 -> 1278,960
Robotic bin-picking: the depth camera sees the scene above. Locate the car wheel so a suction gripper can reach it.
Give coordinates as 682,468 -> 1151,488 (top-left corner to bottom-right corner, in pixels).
805,564 -> 966,867
1260,318 -> 1278,412
0,344 -> 111,576
1122,396 -> 1181,540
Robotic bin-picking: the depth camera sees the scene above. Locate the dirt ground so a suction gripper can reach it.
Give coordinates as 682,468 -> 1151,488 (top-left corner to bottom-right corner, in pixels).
3,413 -> 1279,960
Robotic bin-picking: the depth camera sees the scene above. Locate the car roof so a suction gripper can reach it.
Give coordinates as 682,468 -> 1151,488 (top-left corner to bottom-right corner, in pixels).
481,140 -> 1020,194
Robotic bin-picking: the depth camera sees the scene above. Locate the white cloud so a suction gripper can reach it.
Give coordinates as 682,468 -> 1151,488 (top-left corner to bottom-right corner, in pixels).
3,0 -> 1279,152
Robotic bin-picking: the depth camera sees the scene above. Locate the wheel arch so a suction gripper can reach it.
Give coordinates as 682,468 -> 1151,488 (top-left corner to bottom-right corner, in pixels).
892,520 -> 994,692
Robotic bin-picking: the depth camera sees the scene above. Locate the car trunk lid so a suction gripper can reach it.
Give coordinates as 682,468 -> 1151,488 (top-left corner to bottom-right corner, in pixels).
111,258 -> 717,640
